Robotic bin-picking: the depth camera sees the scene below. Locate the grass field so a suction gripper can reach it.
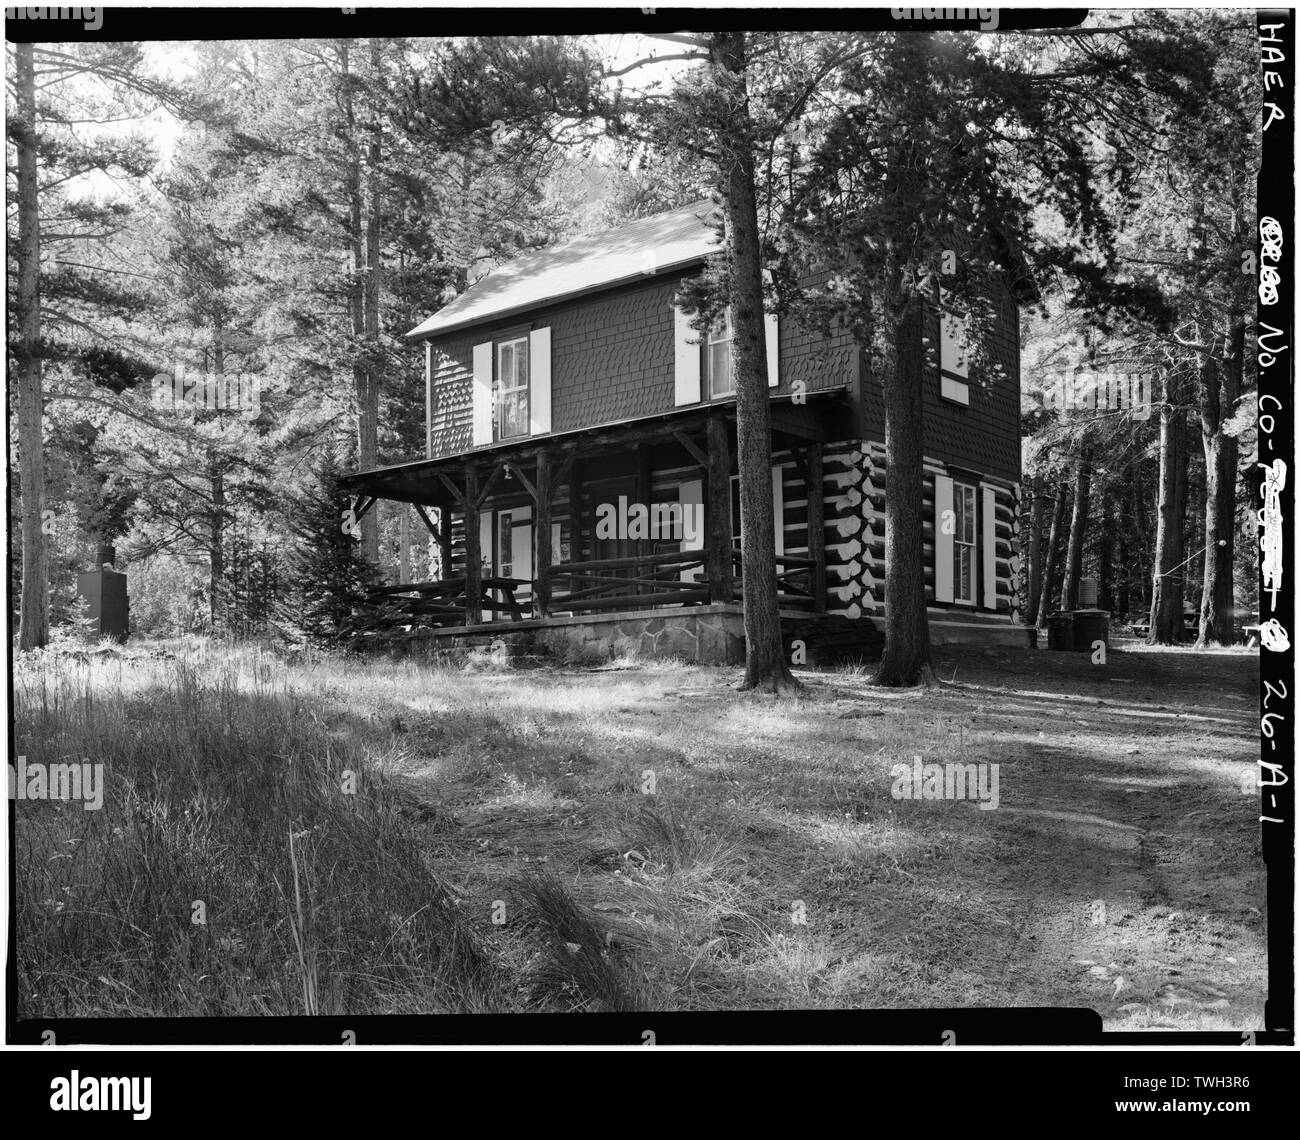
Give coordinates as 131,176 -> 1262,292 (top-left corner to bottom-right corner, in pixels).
13,636 -> 1265,1027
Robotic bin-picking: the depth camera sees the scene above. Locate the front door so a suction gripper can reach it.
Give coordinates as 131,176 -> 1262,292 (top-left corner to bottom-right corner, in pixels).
479,504 -> 533,614
589,477 -> 637,564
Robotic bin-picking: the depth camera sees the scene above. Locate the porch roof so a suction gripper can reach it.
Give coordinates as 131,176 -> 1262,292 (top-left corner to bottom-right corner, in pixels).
340,390 -> 850,508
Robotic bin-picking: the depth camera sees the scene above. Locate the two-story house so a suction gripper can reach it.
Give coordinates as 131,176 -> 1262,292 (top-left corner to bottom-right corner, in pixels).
343,201 -> 1027,663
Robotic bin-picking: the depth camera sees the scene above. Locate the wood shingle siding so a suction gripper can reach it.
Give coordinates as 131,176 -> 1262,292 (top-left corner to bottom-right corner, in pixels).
425,270 -> 857,460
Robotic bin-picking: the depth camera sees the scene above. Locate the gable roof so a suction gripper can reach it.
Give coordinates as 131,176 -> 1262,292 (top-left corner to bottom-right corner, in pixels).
406,201 -> 720,341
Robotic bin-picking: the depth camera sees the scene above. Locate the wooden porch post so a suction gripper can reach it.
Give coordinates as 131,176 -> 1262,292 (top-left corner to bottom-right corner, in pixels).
637,442 -> 652,598
568,458 -> 584,563
464,463 -> 482,626
535,451 -> 552,618
437,507 -> 453,580
805,442 -> 827,613
706,415 -> 734,604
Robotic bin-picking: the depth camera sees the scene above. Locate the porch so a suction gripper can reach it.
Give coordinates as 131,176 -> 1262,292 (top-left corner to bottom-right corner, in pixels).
342,397 -> 847,635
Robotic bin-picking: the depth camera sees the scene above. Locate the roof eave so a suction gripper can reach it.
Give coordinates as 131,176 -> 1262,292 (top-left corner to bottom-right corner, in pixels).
403,252 -> 715,344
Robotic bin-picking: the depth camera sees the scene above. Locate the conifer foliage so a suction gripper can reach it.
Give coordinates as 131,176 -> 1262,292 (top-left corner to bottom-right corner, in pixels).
278,443 -> 384,648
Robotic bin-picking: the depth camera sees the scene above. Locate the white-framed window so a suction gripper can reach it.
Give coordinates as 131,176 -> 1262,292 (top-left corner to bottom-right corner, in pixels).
496,337 -> 529,440
939,286 -> 971,405
953,481 -> 977,604
707,309 -> 734,398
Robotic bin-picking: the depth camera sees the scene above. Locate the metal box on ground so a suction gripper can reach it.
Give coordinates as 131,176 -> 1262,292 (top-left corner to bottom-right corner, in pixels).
1046,611 -> 1075,651
1072,609 -> 1109,652
76,568 -> 129,642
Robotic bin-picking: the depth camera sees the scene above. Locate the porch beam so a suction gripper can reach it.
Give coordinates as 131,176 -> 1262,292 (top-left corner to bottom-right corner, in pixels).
508,462 -> 539,504
463,464 -> 482,625
413,504 -> 441,542
437,507 -> 453,581
436,472 -> 466,506
671,428 -> 708,468
705,415 -> 734,604
569,457 -> 584,565
475,461 -> 505,509
637,443 -> 652,599
535,451 -> 552,618
769,402 -> 838,444
553,451 -> 575,491
350,494 -> 378,523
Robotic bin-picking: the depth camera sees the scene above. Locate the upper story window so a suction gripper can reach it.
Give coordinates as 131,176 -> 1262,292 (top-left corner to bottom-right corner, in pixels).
707,309 -> 734,398
952,481 -> 977,604
496,337 -> 529,440
939,286 -> 973,406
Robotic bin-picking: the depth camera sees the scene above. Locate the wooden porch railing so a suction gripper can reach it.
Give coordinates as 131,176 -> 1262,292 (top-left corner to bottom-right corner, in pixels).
728,550 -> 818,609
367,575 -> 530,628
365,550 -> 822,633
543,549 -> 710,613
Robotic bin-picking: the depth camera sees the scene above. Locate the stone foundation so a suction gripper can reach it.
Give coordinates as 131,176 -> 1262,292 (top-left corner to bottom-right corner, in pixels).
377,605 -> 749,665
534,605 -> 747,664
373,604 -> 1026,665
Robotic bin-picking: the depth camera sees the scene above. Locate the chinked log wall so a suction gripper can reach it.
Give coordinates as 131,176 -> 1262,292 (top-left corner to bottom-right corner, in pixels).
820,440 -> 1022,623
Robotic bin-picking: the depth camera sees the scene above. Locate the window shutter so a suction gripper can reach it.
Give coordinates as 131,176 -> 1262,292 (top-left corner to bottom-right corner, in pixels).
765,313 -> 780,387
981,483 -> 998,610
772,465 -> 785,555
472,341 -> 493,446
934,475 -> 954,604
678,478 -> 704,581
939,287 -> 970,380
674,305 -> 701,405
528,327 -> 551,434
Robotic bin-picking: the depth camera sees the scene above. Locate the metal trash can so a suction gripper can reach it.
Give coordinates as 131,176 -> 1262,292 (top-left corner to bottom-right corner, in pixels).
1047,611 -> 1075,651
1072,609 -> 1109,652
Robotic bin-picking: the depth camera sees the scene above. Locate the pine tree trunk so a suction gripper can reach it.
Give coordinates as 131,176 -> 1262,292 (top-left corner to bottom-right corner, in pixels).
340,41 -> 380,567
362,39 -> 384,568
712,32 -> 797,694
1035,484 -> 1067,629
1097,483 -> 1115,611
399,504 -> 411,584
209,466 -> 225,633
1196,326 -> 1241,647
208,331 -> 226,633
1059,449 -> 1092,612
1131,465 -> 1151,614
16,43 -> 48,650
874,304 -> 934,685
1027,473 -> 1045,620
1118,482 -> 1131,617
1149,368 -> 1189,643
